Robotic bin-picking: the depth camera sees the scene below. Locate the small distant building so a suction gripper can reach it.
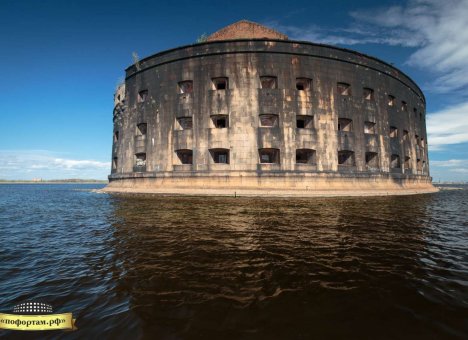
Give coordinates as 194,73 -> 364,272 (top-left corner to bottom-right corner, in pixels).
106,20 -> 436,195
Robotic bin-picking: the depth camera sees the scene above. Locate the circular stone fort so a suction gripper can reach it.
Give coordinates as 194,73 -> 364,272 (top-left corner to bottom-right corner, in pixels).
105,20 -> 437,196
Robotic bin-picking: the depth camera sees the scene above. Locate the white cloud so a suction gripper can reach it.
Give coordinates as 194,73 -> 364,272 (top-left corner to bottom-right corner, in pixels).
269,0 -> 468,93
429,159 -> 468,181
431,159 -> 468,167
265,21 -> 423,47
0,150 -> 110,180
53,158 -> 109,169
350,0 -> 468,92
427,101 -> 468,148
452,168 -> 468,173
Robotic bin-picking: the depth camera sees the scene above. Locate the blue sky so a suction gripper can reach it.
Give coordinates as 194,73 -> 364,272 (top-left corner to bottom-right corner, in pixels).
0,0 -> 467,181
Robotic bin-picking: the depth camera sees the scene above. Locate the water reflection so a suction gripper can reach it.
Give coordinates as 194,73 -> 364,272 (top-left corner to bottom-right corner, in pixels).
108,193 -> 467,338
1,185 -> 466,339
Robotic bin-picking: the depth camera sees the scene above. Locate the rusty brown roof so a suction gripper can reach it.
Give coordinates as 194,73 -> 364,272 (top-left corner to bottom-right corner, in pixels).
206,20 -> 288,41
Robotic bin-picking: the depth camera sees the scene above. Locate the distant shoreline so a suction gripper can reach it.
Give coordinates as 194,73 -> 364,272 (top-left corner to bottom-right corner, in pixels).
0,181 -> 108,184
1,181 -> 465,187
433,183 -> 468,187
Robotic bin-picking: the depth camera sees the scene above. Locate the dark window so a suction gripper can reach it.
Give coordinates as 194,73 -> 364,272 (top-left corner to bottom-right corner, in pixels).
417,158 -> 422,171
401,101 -> 408,111
403,130 -> 409,140
176,149 -> 193,164
365,152 -> 379,168
259,148 -> 280,164
178,81 -> 193,94
210,149 -> 230,164
364,121 -> 376,134
296,115 -> 314,129
414,108 -> 418,117
420,137 -> 425,147
415,134 -> 419,146
260,76 -> 277,89
296,78 -> 312,91
388,95 -> 395,106
391,154 -> 401,168
404,156 -> 411,170
338,118 -> 352,132
113,131 -> 119,143
137,123 -> 147,136
138,90 -> 148,103
212,77 -> 228,90
363,88 -> 374,100
135,153 -> 146,167
389,126 -> 398,138
259,114 -> 279,127
296,149 -> 316,164
338,150 -> 355,166
112,157 -> 118,169
177,117 -> 193,130
211,115 -> 228,128
337,82 -> 351,96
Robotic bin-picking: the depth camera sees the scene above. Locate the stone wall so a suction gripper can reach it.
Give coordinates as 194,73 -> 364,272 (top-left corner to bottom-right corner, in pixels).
108,39 -> 433,195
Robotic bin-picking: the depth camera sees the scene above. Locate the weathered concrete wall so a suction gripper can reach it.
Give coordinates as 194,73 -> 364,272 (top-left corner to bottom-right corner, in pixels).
108,39 -> 433,195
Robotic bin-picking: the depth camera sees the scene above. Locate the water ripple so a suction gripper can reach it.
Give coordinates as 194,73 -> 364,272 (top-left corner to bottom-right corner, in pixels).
0,184 -> 467,338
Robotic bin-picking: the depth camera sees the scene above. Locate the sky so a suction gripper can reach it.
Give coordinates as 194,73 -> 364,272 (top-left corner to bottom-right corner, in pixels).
0,0 -> 467,181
